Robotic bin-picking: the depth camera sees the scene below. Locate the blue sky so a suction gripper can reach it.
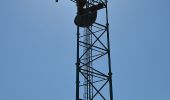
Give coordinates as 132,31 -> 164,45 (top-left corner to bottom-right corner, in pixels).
0,0 -> 170,100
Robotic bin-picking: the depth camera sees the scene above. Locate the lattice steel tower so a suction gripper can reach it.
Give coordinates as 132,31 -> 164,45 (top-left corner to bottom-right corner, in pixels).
70,0 -> 114,100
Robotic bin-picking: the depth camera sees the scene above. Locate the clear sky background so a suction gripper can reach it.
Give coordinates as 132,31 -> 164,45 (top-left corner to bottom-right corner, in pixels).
0,0 -> 170,100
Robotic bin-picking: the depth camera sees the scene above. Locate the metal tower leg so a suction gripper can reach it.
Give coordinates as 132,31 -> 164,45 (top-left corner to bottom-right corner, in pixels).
76,26 -> 80,100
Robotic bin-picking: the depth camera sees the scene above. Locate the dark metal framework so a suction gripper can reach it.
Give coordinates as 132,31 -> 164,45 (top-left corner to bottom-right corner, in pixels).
71,0 -> 113,100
